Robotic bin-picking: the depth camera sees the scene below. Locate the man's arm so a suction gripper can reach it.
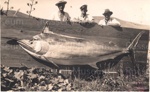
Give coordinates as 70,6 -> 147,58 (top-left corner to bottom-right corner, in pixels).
65,12 -> 71,21
98,19 -> 105,26
107,18 -> 121,26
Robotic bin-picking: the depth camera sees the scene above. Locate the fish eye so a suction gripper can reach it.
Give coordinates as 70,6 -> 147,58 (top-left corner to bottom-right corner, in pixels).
30,41 -> 33,44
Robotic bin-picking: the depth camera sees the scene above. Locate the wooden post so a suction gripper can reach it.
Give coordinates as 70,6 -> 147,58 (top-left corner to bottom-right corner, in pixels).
119,59 -> 124,78
146,30 -> 150,76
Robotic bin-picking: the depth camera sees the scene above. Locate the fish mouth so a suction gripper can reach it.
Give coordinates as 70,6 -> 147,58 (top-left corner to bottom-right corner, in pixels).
17,40 -> 35,53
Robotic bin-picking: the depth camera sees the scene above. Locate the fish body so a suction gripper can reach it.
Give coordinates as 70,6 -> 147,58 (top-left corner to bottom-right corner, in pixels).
18,26 -> 145,69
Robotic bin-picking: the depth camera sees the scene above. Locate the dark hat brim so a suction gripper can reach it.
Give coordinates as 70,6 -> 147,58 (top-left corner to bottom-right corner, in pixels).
55,1 -> 67,6
103,11 -> 113,16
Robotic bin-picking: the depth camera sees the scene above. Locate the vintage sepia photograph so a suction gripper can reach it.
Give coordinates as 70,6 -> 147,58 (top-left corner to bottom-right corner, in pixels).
1,0 -> 150,91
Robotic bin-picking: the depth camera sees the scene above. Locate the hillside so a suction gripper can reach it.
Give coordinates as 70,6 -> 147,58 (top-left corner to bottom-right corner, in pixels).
2,10 -> 29,18
93,16 -> 150,30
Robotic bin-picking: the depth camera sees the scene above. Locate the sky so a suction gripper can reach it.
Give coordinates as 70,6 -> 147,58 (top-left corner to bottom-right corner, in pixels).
1,0 -> 150,25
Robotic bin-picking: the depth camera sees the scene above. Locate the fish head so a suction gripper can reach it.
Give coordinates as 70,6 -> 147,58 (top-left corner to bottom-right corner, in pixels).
17,39 -> 49,56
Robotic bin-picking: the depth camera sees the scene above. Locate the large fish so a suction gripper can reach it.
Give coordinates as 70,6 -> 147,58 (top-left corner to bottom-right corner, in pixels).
17,26 -> 145,69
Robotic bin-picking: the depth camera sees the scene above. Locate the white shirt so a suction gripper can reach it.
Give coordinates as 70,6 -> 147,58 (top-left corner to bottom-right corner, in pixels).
98,18 -> 120,26
73,14 -> 94,22
50,11 -> 71,21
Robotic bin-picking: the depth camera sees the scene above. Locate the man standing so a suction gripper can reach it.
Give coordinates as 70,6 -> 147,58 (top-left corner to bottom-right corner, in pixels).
98,9 -> 120,26
50,0 -> 71,22
74,4 -> 94,23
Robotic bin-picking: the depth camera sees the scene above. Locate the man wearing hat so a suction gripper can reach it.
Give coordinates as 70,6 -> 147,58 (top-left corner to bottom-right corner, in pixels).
50,0 -> 71,22
73,4 -> 94,23
98,9 -> 120,26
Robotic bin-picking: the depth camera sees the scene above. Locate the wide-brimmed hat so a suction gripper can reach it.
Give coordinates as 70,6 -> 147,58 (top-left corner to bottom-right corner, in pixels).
103,9 -> 113,16
80,4 -> 87,10
55,0 -> 67,6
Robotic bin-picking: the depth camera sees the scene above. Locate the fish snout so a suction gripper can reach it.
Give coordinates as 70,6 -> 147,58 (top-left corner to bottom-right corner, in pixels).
17,40 -> 22,44
17,39 -> 29,45
17,39 -> 33,51
17,40 -> 24,45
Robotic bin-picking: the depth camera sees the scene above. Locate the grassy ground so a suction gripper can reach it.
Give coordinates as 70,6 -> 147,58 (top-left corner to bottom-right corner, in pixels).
72,74 -> 149,91
1,65 -> 149,91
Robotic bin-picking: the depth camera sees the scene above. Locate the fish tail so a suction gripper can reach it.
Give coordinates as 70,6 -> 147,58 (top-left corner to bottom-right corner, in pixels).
127,31 -> 145,50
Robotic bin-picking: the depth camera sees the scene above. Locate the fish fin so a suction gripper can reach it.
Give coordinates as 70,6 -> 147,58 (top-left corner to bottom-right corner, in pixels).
42,26 -> 50,33
42,21 -> 53,33
89,63 -> 98,69
127,31 -> 145,50
43,56 -> 59,68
